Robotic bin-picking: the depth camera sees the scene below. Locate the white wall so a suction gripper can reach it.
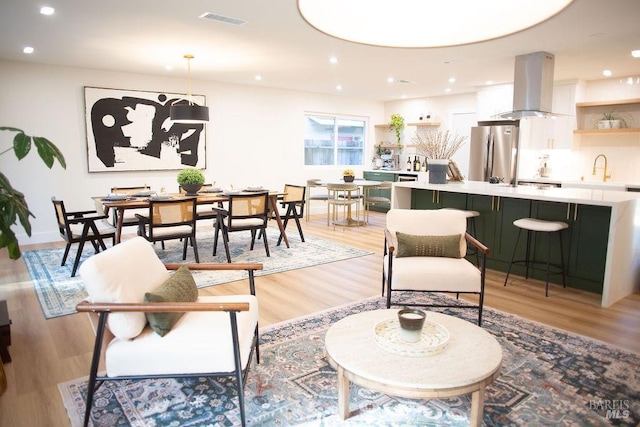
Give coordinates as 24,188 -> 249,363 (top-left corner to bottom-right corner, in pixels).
0,60 -> 384,245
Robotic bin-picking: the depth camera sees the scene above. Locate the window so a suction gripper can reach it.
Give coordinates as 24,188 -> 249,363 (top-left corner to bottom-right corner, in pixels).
304,114 -> 366,166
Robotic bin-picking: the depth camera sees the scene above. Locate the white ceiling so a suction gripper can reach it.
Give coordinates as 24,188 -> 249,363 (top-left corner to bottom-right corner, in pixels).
1,0 -> 640,102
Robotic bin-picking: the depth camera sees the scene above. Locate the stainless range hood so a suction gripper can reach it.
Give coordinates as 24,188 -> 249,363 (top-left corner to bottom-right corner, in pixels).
499,51 -> 557,119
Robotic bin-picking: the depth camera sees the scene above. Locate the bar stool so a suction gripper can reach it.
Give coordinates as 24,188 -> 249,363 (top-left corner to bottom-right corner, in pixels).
504,218 -> 568,297
440,208 -> 480,266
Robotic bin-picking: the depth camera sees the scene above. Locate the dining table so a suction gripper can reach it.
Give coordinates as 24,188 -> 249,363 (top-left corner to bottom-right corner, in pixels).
317,179 -> 383,227
94,189 -> 291,247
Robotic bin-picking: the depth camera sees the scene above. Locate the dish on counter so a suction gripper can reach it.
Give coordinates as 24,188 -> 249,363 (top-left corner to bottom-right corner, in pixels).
200,187 -> 222,193
131,190 -> 155,197
244,186 -> 265,192
101,195 -> 130,201
148,195 -> 172,201
223,189 -> 242,195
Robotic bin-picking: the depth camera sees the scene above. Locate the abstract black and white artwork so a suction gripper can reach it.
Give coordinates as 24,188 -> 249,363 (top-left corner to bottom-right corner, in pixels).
84,87 -> 207,172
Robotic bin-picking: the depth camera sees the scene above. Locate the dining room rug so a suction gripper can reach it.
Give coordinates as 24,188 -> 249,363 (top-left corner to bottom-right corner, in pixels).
58,292 -> 640,427
23,227 -> 372,319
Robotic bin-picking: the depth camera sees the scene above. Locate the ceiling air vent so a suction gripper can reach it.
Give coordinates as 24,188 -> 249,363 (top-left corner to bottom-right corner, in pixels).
395,79 -> 415,84
199,12 -> 247,26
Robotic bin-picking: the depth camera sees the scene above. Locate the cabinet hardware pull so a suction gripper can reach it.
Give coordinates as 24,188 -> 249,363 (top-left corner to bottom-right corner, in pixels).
497,196 -> 501,211
566,203 -> 571,220
432,190 -> 435,204
491,196 -> 494,211
574,204 -> 578,221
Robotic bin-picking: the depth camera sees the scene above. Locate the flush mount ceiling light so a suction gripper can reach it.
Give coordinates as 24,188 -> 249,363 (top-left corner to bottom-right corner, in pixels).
170,54 -> 209,123
298,0 -> 573,48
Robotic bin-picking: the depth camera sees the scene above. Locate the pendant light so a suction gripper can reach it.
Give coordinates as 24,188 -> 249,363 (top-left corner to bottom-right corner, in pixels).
170,54 -> 209,123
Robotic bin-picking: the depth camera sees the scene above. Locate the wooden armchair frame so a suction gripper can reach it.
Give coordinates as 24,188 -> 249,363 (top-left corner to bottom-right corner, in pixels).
76,262 -> 263,427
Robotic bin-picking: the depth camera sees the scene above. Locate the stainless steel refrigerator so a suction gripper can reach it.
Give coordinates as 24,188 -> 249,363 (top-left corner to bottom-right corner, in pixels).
468,120 -> 520,185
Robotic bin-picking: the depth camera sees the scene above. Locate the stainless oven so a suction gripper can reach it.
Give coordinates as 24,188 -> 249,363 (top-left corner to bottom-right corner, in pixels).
397,174 -> 418,182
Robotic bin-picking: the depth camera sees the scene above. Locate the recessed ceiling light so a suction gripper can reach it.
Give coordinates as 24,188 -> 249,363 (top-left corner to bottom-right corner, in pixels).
448,77 -> 456,83
387,77 -> 394,83
444,88 -> 452,93
336,85 -> 342,91
298,0 -> 573,48
329,56 -> 338,64
165,65 -> 173,71
23,46 -> 34,54
632,50 -> 640,58
486,80 -> 493,85
40,6 -> 55,15
401,95 -> 407,99
255,75 -> 262,81
603,70 -> 612,77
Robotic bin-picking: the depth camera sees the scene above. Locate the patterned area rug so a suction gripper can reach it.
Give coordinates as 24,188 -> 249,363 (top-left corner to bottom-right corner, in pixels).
23,228 -> 372,318
58,293 -> 640,426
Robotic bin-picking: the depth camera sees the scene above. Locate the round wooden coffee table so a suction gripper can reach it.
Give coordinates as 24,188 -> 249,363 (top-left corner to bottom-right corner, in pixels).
324,309 -> 502,426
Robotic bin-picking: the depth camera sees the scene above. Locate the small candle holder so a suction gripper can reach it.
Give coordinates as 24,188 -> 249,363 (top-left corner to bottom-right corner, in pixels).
397,308 -> 426,343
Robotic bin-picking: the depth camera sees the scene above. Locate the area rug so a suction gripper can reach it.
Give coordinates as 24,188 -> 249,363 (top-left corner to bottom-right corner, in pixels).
59,293 -> 640,426
23,228 -> 372,319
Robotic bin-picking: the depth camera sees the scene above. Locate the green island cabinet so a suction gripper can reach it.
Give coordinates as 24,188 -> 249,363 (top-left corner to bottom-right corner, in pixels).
529,200 -> 610,294
410,189 -> 610,294
363,171 -> 395,212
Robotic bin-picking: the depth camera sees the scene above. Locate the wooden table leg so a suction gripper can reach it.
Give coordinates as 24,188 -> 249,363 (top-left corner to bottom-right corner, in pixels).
337,365 -> 350,419
115,207 -> 125,244
469,387 -> 485,427
269,195 -> 290,248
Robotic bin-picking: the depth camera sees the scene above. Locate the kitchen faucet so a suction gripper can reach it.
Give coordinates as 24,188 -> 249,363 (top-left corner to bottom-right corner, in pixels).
592,154 -> 612,182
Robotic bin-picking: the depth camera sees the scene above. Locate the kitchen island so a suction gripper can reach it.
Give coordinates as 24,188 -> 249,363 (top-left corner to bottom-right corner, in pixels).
391,181 -> 640,308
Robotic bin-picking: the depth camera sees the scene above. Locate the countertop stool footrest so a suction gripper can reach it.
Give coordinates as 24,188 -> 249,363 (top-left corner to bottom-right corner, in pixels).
504,218 -> 569,297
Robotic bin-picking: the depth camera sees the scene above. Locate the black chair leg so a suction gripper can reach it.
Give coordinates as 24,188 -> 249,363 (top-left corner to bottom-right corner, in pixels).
61,243 -> 71,266
222,229 -> 231,263
504,228 -> 523,287
262,227 -> 270,257
191,236 -> 200,263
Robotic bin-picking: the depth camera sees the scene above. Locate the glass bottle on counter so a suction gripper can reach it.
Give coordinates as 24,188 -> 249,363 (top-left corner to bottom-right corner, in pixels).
421,158 -> 426,172
406,156 -> 412,171
413,156 -> 420,172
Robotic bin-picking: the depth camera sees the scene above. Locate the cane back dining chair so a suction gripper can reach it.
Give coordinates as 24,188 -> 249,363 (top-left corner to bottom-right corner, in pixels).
136,197 -> 199,262
212,192 -> 270,262
179,183 -> 222,222
51,197 -> 116,277
383,209 -> 490,326
76,236 -> 262,427
271,184 -> 306,245
108,185 -> 152,227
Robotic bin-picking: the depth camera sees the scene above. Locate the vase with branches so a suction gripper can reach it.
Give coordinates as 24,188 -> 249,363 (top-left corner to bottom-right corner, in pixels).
412,129 -> 467,160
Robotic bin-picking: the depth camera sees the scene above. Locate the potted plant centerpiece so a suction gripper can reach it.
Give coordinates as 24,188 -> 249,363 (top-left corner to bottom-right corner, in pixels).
342,168 -> 356,182
177,167 -> 205,195
412,129 -> 467,184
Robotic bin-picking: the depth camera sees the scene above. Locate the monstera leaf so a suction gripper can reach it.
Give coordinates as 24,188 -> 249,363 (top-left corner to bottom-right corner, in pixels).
0,127 -> 66,259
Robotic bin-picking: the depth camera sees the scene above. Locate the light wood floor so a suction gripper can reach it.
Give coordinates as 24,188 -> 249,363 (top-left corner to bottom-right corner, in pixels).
0,211 -> 639,426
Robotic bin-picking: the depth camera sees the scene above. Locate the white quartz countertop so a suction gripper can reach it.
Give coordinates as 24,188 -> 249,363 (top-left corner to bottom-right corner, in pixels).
394,180 -> 640,207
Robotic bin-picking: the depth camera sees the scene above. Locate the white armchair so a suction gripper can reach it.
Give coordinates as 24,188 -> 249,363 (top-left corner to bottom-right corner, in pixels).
76,236 -> 262,427
383,209 -> 489,325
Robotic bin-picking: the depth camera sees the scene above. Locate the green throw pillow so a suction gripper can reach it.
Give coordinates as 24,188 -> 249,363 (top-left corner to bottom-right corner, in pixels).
396,232 -> 462,258
144,265 -> 198,337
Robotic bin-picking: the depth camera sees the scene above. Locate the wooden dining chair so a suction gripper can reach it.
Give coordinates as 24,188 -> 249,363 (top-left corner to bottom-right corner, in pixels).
179,183 -> 221,222
271,184 -> 306,245
212,192 -> 270,262
136,198 -> 199,262
51,197 -> 116,277
109,185 -> 152,228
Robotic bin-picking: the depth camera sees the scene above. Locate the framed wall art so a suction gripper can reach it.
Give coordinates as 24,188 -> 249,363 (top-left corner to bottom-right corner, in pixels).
84,86 -> 207,172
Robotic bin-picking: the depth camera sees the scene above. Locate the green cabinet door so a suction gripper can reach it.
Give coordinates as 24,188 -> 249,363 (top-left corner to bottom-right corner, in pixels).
467,194 -> 531,271
363,171 -> 395,212
530,201 -> 610,294
411,189 -> 466,210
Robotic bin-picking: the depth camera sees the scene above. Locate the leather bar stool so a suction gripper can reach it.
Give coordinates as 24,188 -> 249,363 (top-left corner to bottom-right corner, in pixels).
441,208 -> 480,266
504,218 -> 568,297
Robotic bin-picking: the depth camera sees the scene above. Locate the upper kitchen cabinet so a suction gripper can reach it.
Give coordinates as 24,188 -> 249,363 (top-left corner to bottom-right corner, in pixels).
476,85 -> 513,121
519,82 -> 578,151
